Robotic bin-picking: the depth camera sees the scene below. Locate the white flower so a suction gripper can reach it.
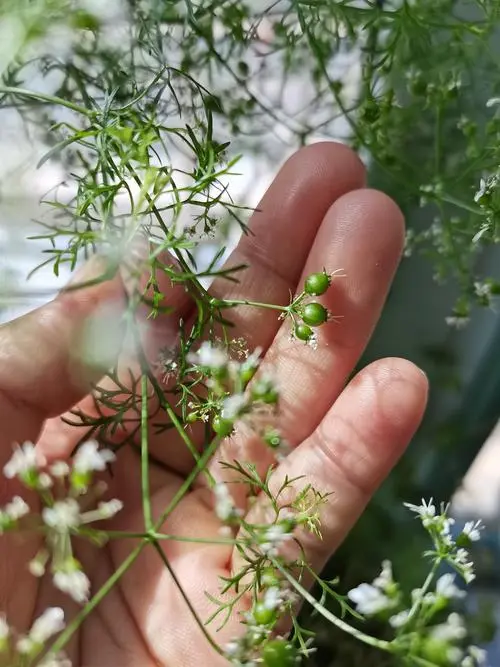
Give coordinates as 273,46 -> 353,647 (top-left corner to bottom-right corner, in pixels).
50,462 -> 70,478
373,560 -> 394,591
3,442 -> 38,479
30,608 -> 65,644
192,342 -> 228,369
53,569 -> 90,604
262,587 -> 282,611
453,548 -> 476,583
347,583 -> 394,616
95,499 -> 123,519
404,498 -> 436,527
260,523 -> 294,556
474,282 -> 491,298
42,499 -> 81,531
4,496 -> 30,520
464,646 -> 487,666
435,573 -> 466,600
73,441 -> 115,474
462,520 -> 483,542
38,473 -> 53,490
389,609 -> 410,628
221,394 -> 247,421
430,613 -> 467,642
18,608 -> 65,654
214,483 -> 240,523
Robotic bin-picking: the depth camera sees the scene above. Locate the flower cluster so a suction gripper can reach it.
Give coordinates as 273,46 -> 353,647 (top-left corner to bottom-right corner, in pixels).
187,342 -> 286,453
404,499 -> 483,583
0,607 -> 70,666
347,500 -> 487,667
2,440 -> 122,604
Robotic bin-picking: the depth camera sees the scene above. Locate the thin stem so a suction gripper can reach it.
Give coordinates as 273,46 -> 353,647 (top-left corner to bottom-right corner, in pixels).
0,86 -> 93,117
47,542 -> 145,656
276,563 -> 394,653
155,435 -> 221,529
104,530 -> 237,546
212,297 -> 289,313
405,558 -> 441,625
141,374 -> 153,531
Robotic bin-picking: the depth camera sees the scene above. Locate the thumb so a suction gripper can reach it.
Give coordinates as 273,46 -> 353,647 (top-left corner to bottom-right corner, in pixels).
0,257 -> 124,454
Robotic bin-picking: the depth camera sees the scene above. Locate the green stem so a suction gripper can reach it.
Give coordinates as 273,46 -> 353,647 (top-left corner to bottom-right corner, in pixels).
404,558 -> 441,626
141,374 -> 153,531
0,86 -> 93,117
212,297 -> 288,313
276,563 -> 393,653
104,530 -> 236,546
47,542 -> 145,656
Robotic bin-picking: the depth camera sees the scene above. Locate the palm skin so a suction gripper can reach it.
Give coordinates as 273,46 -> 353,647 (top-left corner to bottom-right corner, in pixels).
0,143 -> 427,666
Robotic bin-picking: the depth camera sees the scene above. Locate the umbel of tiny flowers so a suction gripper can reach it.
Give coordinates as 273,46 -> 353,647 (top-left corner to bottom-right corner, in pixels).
186,342 -> 285,453
2,440 -> 123,604
347,500 -> 487,667
404,498 -> 483,583
0,607 -> 70,666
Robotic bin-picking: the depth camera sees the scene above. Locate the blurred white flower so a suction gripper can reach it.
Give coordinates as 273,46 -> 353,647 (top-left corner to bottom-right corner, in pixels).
17,607 -> 65,654
43,499 -> 81,531
435,573 -> 466,600
3,442 -> 38,479
73,441 -> 115,474
462,520 -> 483,542
53,569 -> 90,604
348,583 -> 393,616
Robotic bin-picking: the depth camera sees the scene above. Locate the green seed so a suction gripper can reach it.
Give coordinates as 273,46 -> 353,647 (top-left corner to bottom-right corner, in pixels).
263,639 -> 297,667
212,415 -> 234,437
304,272 -> 330,296
302,302 -> 328,327
294,323 -> 314,341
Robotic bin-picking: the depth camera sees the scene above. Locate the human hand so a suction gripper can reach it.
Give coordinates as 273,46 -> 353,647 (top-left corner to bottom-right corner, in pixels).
0,142 -> 427,666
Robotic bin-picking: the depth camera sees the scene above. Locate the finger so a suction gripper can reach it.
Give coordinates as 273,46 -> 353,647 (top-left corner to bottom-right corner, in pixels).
0,258 -> 124,461
237,358 -> 427,575
147,143 -> 367,472
208,141 -> 366,351
214,188 -> 405,500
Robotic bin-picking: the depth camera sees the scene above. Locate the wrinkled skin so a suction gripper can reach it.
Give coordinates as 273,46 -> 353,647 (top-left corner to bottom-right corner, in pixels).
0,143 -> 428,666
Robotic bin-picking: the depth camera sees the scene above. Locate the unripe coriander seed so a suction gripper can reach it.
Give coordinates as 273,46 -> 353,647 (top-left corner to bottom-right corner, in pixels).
253,602 -> 277,626
294,323 -> 314,341
301,302 -> 328,327
263,639 -> 297,667
304,272 -> 330,296
212,415 -> 233,437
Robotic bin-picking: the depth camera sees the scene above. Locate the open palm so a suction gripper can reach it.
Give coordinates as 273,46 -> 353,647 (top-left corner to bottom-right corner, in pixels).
0,143 -> 427,666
